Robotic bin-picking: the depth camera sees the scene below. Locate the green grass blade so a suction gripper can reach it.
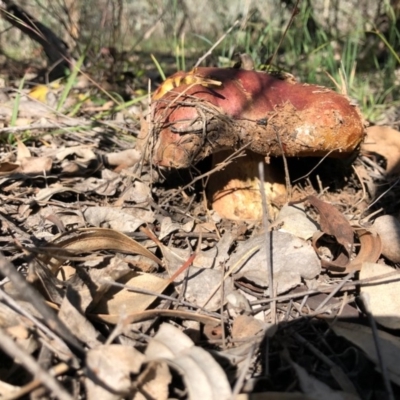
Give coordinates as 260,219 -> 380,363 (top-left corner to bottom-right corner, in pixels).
151,54 -> 166,80
371,29 -> 400,65
11,76 -> 25,127
56,54 -> 85,112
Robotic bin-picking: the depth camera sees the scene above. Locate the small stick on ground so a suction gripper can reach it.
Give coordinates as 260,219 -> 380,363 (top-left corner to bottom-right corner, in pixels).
0,328 -> 73,400
194,20 -> 240,68
0,254 -> 84,357
258,161 -> 276,324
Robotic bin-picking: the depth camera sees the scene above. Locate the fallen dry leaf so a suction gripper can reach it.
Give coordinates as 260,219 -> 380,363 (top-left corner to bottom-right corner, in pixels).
360,262 -> 400,330
0,381 -> 20,398
86,344 -> 145,400
145,323 -> 232,400
317,227 -> 382,274
91,308 -> 220,326
55,146 -> 96,162
291,361 -> 359,400
35,184 -> 82,203
91,272 -> 169,317
0,161 -> 20,176
332,321 -> 400,386
231,314 -> 266,340
274,204 -> 319,240
308,195 -> 353,256
372,215 -> 400,263
133,361 -> 171,400
16,138 -> 31,160
19,156 -> 52,174
362,125 -> 400,175
344,228 -> 382,273
105,148 -> 142,168
229,231 -> 320,293
58,286 -> 102,348
39,227 -> 161,272
159,243 -> 234,310
83,206 -> 155,232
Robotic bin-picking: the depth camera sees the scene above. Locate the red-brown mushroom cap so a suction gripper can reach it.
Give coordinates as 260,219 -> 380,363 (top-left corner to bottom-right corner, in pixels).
149,67 -> 366,168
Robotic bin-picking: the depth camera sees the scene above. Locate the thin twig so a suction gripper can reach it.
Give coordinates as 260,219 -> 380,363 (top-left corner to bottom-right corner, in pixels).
220,266 -> 226,349
0,288 -> 73,355
160,143 -> 251,206
293,332 -> 359,395
314,272 -> 355,312
251,270 -> 400,305
0,254 -> 84,357
194,20 -> 240,67
5,362 -> 70,400
271,123 -> 292,200
0,120 -> 91,133
351,164 -> 368,208
268,0 -> 300,68
258,161 -> 275,324
292,149 -> 337,183
231,343 -> 256,399
199,244 -> 260,310
364,177 -> 400,211
0,328 -> 73,400
100,280 -> 224,321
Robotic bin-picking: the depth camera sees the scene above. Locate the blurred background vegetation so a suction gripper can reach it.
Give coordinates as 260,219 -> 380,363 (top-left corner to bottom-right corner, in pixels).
0,0 -> 399,123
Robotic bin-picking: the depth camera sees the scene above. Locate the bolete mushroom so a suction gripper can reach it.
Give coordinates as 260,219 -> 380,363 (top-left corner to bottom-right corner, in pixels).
142,66 -> 366,219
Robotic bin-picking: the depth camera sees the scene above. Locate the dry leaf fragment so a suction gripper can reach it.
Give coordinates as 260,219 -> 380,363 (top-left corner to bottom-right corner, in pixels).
133,361 -> 171,400
86,345 -> 145,400
145,323 -> 232,400
0,381 -> 20,398
35,184 -> 82,202
274,204 -> 319,240
19,156 -> 52,174
58,287 -> 102,348
332,321 -> 400,386
40,228 -> 161,272
105,148 -> 141,168
229,231 -> 320,294
91,272 -> 169,317
16,138 -> 31,160
83,206 -> 154,233
159,243 -> 234,310
308,195 -> 353,255
91,308 -> 220,326
0,155 -> 52,177
362,126 -> 400,175
372,215 -> 400,263
291,361 -> 359,400
56,146 -> 96,162
313,227 -> 381,274
158,217 -> 182,240
360,262 -> 400,330
344,228 -> 382,273
231,315 -> 265,340
0,161 -> 20,175
127,180 -> 151,203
